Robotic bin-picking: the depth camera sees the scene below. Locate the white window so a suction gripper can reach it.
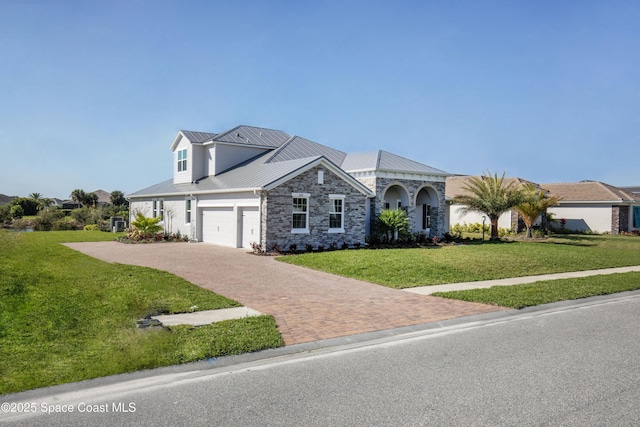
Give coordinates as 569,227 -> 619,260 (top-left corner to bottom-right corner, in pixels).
292,194 -> 310,233
153,199 -> 164,219
185,199 -> 192,224
329,195 -> 345,232
422,204 -> 431,229
177,148 -> 187,172
318,170 -> 324,184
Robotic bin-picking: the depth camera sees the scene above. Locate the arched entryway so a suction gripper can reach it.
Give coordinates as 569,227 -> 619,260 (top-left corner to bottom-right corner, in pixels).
415,186 -> 439,233
382,184 -> 409,210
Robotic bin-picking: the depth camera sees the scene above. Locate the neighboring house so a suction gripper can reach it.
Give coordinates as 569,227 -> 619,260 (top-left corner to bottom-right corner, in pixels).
93,189 -> 112,206
128,125 -> 450,249
620,186 -> 640,196
541,181 -> 640,234
445,175 -> 539,232
0,194 -> 17,205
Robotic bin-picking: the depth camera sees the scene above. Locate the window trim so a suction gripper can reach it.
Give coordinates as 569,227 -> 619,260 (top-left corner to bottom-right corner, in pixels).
291,193 -> 310,234
177,148 -> 187,172
152,199 -> 164,220
328,194 -> 345,233
185,198 -> 192,225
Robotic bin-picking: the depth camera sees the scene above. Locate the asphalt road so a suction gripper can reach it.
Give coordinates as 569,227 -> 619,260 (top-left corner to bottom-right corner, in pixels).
3,292 -> 640,426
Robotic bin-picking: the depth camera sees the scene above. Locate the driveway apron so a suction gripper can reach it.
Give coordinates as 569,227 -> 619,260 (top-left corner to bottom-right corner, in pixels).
64,242 -> 504,345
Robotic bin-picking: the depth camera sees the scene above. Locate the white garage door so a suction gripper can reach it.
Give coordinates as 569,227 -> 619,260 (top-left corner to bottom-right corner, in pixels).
201,207 -> 236,247
241,207 -> 260,249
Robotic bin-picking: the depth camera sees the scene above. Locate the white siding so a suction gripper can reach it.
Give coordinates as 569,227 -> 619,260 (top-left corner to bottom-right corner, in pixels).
208,144 -> 271,176
130,197 -> 195,239
172,138 -> 192,185
449,204 -> 513,229
547,204 -> 613,233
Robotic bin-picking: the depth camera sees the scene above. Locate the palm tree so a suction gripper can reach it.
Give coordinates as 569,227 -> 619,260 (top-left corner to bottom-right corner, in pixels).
452,171 -> 524,240
515,184 -> 561,238
70,189 -> 86,208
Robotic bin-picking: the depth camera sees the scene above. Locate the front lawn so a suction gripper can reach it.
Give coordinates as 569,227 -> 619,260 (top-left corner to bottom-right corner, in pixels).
432,272 -> 640,308
279,235 -> 640,289
0,230 -> 283,395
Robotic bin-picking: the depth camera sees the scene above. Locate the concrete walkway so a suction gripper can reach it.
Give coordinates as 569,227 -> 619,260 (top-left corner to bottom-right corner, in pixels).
404,265 -> 640,295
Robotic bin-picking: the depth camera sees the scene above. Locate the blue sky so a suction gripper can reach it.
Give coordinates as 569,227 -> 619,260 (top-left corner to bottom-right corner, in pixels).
1,0 -> 638,199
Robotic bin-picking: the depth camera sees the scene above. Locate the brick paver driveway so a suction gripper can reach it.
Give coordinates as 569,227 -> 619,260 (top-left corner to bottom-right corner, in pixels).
65,242 -> 504,345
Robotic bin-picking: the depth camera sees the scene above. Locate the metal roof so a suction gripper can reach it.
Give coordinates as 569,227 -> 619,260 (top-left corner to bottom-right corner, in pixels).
266,136 -> 347,166
342,150 -> 449,175
129,152 -> 325,197
180,130 -> 218,143
211,125 -> 290,148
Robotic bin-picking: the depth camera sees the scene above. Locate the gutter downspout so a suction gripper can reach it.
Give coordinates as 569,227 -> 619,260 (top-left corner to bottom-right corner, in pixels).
189,194 -> 198,242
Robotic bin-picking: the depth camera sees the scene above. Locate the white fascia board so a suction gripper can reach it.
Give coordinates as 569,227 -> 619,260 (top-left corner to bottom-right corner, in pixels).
128,187 -> 262,199
264,157 -> 374,197
557,200 -> 628,205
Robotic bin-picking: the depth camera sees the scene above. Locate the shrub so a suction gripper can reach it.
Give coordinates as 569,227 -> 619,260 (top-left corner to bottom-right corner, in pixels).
271,244 -> 283,254
129,213 -> 163,240
250,242 -> 263,254
328,242 -> 338,251
377,209 -> 409,242
84,224 -> 100,231
341,241 -> 349,250
288,243 -> 298,253
305,243 -> 313,253
52,219 -> 77,231
10,205 -> 24,219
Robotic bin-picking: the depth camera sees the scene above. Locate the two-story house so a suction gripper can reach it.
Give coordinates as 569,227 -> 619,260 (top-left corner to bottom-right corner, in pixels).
128,125 -> 450,250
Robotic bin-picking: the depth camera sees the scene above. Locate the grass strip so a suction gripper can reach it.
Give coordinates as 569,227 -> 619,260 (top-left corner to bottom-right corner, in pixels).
0,230 -> 283,394
432,272 -> 640,309
279,235 -> 640,288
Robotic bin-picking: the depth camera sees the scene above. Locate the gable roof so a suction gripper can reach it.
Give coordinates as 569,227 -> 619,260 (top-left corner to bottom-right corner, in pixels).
342,150 -> 449,175
130,138 -> 373,198
445,175 -> 540,199
180,130 -> 218,143
541,181 -> 639,203
171,126 -> 290,151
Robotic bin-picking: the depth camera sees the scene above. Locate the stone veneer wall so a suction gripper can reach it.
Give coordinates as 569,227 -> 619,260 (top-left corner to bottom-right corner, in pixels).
612,205 -> 629,234
261,165 -> 367,250
357,177 -> 446,238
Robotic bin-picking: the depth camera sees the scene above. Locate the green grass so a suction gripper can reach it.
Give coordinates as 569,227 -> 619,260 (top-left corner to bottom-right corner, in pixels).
279,235 -> 640,289
0,230 -> 283,395
432,272 -> 640,308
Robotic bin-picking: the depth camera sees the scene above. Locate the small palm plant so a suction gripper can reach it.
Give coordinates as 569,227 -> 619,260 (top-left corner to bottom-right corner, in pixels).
378,209 -> 409,242
130,213 -> 163,240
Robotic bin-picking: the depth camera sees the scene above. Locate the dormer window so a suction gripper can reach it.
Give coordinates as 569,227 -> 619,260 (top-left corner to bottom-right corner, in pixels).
177,149 -> 187,172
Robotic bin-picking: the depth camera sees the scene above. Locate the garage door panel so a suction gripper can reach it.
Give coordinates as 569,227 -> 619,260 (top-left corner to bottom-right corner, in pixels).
202,207 -> 236,247
241,207 -> 260,249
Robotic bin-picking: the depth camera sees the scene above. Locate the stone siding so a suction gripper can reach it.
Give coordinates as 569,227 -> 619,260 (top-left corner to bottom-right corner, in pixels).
612,205 -> 629,234
262,166 -> 367,250
357,177 -> 446,238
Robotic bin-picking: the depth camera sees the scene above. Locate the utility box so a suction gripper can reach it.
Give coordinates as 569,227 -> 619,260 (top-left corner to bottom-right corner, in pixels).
110,216 -> 126,232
